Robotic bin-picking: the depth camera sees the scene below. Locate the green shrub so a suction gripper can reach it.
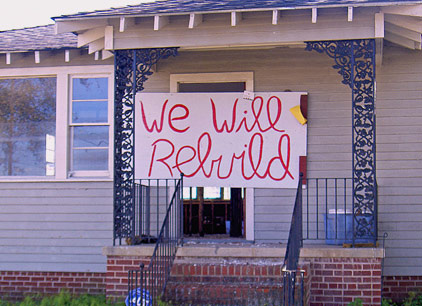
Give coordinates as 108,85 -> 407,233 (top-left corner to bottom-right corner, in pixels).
0,291 -> 125,306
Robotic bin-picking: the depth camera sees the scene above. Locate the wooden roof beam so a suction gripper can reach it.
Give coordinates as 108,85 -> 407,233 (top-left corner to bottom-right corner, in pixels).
348,7 -> 353,22
386,32 -> 421,50
77,26 -> 106,47
102,50 -> 114,60
189,13 -> 203,29
119,17 -> 135,32
312,8 -> 317,23
384,14 -> 422,33
272,10 -> 280,25
105,26 -> 114,50
231,11 -> 242,26
375,13 -> 384,67
154,15 -> 169,30
382,4 -> 422,17
55,19 -> 109,34
88,38 -> 105,54
385,22 -> 421,43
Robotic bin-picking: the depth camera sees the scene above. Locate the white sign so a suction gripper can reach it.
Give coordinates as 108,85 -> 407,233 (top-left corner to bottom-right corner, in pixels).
135,92 -> 307,188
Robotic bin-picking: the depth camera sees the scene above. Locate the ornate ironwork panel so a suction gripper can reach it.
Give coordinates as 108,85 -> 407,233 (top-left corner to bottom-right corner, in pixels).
114,48 -> 178,244
306,40 -> 377,244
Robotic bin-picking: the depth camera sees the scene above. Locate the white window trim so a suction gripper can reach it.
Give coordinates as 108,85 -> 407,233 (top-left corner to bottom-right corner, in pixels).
67,74 -> 114,178
0,65 -> 114,182
170,71 -> 255,242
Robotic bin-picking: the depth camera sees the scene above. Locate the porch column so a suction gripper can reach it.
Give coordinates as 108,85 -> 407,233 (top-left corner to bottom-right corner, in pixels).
113,48 -> 178,245
306,40 -> 377,244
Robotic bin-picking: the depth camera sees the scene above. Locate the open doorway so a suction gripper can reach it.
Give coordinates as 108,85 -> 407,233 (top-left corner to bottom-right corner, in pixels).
178,80 -> 246,239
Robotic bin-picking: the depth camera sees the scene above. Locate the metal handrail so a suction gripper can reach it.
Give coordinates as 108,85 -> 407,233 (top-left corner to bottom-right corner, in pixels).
282,173 -> 304,306
127,174 -> 183,306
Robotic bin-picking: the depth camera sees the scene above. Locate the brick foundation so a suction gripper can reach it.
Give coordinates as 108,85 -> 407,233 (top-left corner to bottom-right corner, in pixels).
106,256 -> 151,300
0,271 -> 106,301
308,257 -> 382,306
383,276 -> 422,303
103,245 -> 384,306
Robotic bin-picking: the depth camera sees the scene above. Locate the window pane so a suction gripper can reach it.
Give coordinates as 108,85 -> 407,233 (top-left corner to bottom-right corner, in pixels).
183,187 -> 197,199
0,78 -> 56,176
204,187 -> 221,199
73,149 -> 108,171
73,126 -> 108,148
73,78 -> 108,100
72,101 -> 108,123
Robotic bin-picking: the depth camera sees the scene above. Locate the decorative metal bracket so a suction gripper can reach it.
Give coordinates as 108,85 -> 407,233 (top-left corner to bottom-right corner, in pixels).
306,40 -> 377,244
113,48 -> 178,244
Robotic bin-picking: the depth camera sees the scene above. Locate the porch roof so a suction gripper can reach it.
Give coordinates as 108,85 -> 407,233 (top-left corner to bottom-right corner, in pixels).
0,25 -> 77,52
52,0 -> 422,57
53,0 -> 422,20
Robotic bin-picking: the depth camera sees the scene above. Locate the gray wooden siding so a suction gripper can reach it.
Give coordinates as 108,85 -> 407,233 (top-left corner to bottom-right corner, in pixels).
376,46 -> 422,276
0,181 -> 113,272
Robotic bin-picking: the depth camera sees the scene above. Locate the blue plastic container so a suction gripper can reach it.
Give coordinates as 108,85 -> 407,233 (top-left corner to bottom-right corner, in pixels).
324,210 -> 373,245
324,210 -> 353,245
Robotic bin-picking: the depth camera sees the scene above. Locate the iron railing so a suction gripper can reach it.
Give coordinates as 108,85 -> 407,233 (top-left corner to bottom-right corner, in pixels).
282,174 -> 304,306
127,175 -> 183,306
303,178 -> 377,245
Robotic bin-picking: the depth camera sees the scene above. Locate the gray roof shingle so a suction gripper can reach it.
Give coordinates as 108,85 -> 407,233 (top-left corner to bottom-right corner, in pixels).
53,0 -> 422,19
0,25 -> 77,52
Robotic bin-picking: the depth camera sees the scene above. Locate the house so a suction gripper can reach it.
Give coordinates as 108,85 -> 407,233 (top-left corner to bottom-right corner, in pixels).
1,0 -> 422,305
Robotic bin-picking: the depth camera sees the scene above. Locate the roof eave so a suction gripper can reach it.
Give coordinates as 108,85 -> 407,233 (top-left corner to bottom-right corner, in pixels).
52,1 -> 422,22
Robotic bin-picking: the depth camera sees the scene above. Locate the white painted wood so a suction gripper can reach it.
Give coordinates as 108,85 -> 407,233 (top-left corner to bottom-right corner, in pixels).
119,17 -> 135,33
112,12 -> 376,50
382,4 -> 422,17
65,50 -> 70,62
312,8 -> 318,23
375,12 -> 385,38
385,22 -> 421,42
55,19 -> 109,34
154,15 -> 169,31
34,51 -> 40,64
376,38 -> 383,67
231,11 -> 242,26
385,31 -> 419,49
102,50 -> 114,60
385,14 -> 422,33
120,17 -> 126,32
94,51 -> 100,60
272,10 -> 280,25
5,53 -> 11,65
55,73 -> 69,180
170,72 -> 254,92
348,7 -> 353,22
77,27 -> 105,48
88,38 -> 104,54
104,26 -> 114,50
189,13 -> 203,29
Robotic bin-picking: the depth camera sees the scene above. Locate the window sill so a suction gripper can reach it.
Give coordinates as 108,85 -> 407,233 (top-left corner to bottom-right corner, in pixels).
0,177 -> 113,183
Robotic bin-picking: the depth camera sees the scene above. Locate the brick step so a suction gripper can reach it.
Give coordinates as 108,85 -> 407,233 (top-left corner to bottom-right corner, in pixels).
163,281 -> 288,306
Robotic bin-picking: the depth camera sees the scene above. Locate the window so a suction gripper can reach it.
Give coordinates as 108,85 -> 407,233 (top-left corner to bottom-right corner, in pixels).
0,77 -> 56,176
70,77 -> 109,174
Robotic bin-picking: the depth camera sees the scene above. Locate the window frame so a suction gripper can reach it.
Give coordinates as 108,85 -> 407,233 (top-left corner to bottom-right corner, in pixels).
0,65 -> 114,182
68,75 -> 113,178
